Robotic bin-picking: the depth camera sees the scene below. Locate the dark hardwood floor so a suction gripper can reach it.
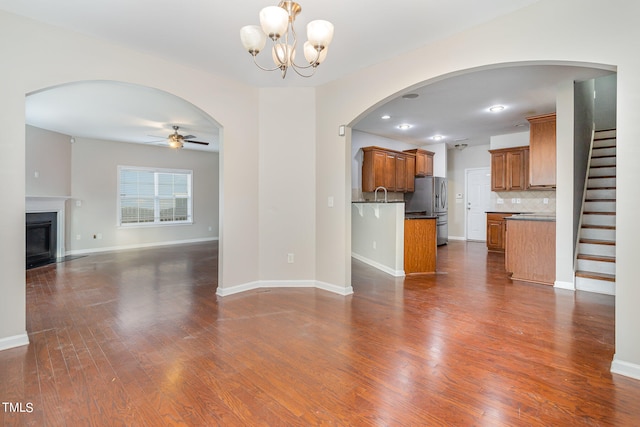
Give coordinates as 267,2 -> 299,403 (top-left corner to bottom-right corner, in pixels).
2,241 -> 639,426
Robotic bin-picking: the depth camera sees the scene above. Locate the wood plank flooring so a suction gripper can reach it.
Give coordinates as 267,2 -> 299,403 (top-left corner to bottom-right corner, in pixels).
2,241 -> 640,426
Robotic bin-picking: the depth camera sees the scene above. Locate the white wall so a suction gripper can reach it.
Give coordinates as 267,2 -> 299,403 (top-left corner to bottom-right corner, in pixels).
351,203 -> 405,276
490,131 -> 530,149
25,125 -> 71,197
258,87 -> 316,282
69,136 -> 218,253
447,144 -> 491,238
315,0 -> 640,379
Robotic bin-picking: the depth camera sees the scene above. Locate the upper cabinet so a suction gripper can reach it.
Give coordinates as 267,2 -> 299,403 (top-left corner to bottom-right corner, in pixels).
362,146 -> 417,193
403,148 -> 434,177
527,113 -> 556,188
489,146 -> 529,191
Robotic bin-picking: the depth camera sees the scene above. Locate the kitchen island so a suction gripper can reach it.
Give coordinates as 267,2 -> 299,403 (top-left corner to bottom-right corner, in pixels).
351,202 -> 438,276
505,214 -> 556,285
404,215 -> 437,274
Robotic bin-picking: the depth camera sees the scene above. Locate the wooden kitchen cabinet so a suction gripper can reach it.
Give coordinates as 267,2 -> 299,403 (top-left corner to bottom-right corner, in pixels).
528,113 -> 556,188
489,146 -> 529,191
362,146 -> 416,193
404,218 -> 437,274
505,217 -> 556,285
403,148 -> 434,177
486,213 -> 512,252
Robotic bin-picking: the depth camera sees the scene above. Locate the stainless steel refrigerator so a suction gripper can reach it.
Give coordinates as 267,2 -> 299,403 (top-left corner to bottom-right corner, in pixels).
404,176 -> 448,245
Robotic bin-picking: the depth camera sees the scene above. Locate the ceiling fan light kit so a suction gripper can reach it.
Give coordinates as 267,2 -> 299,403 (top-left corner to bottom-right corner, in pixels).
163,125 -> 209,149
240,1 -> 334,79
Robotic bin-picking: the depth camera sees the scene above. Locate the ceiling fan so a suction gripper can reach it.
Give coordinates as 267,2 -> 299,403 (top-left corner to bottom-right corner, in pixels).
155,125 -> 210,149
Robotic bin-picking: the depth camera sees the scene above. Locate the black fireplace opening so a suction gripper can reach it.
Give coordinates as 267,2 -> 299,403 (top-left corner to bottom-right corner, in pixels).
26,212 -> 57,269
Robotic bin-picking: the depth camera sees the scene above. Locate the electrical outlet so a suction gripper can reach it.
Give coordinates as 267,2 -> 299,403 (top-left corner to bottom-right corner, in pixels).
516,198 -> 521,204
287,253 -> 294,263
543,198 -> 549,204
511,198 -> 516,204
76,234 -> 81,240
497,198 -> 504,205
373,241 -> 377,249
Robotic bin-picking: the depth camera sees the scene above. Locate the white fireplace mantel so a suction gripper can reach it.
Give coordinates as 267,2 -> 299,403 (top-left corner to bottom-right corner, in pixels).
26,196 -> 71,259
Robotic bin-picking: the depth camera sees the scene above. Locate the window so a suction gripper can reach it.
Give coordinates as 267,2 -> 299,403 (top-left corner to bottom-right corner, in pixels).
118,166 -> 193,226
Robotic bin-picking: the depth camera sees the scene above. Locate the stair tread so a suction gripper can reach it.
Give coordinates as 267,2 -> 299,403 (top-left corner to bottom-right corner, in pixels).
581,224 -> 616,230
580,238 -> 615,246
583,211 -> 616,215
587,187 -> 616,190
575,271 -> 616,282
588,175 -> 616,179
590,164 -> 616,168
585,199 -> 616,202
577,254 -> 616,262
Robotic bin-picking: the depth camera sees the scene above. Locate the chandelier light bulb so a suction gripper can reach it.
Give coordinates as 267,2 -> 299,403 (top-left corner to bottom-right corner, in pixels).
260,6 -> 289,40
240,25 -> 267,54
307,20 -> 334,48
304,42 -> 327,65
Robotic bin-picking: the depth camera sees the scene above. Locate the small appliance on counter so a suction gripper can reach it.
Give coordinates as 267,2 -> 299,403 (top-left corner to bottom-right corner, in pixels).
404,176 -> 448,245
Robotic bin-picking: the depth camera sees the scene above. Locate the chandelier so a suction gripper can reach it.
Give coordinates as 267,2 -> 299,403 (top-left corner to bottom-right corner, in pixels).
240,1 -> 334,79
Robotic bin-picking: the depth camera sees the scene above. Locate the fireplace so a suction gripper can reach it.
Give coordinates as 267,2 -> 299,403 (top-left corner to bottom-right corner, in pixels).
26,212 -> 57,268
25,197 -> 69,269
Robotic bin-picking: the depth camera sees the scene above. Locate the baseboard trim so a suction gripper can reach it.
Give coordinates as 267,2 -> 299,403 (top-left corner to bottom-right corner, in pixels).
0,333 -> 29,351
448,236 -> 467,241
67,237 -> 218,256
554,280 -> 575,291
611,355 -> 640,381
216,280 -> 354,297
351,253 -> 404,277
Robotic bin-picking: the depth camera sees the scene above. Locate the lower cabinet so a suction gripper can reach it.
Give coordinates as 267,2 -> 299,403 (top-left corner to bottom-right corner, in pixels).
505,218 -> 556,285
486,213 -> 512,252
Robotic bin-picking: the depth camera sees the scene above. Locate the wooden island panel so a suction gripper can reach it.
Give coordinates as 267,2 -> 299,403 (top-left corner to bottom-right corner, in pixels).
505,218 -> 556,285
404,218 -> 437,274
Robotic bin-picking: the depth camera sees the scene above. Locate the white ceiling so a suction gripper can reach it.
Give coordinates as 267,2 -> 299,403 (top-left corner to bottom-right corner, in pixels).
1,0 -> 613,151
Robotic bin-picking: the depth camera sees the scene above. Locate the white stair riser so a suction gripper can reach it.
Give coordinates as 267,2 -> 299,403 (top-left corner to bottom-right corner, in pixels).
592,147 -> 616,157
582,214 -> 616,227
577,259 -> 616,275
590,157 -> 616,167
594,130 -> 616,139
575,277 -> 615,295
584,201 -> 616,212
580,228 -> 616,241
589,166 -> 616,177
586,189 -> 616,200
588,177 -> 616,188
579,243 -> 616,257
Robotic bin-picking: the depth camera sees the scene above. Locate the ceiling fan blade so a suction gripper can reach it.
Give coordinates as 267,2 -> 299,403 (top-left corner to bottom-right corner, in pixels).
184,140 -> 209,145
182,135 -> 197,140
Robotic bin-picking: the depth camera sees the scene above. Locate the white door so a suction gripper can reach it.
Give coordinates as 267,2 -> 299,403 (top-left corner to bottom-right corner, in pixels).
466,167 -> 491,241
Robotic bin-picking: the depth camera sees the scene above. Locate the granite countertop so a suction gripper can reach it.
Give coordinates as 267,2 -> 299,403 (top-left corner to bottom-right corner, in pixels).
404,213 -> 437,219
506,213 -> 556,221
485,211 -> 529,214
352,200 -> 405,204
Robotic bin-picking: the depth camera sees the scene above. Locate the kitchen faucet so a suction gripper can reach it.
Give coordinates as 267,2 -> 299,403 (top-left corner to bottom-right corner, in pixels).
374,186 -> 388,203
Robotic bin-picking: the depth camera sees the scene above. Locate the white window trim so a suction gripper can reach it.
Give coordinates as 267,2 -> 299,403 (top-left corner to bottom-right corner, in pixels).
117,165 -> 194,228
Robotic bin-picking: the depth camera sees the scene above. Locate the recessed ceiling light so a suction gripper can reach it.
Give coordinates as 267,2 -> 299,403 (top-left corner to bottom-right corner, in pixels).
402,93 -> 419,99
432,135 -> 444,141
398,124 -> 412,130
381,115 -> 391,120
489,105 -> 506,112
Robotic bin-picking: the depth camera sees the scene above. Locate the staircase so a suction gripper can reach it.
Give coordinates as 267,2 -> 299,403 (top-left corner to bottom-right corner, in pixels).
575,129 -> 616,295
